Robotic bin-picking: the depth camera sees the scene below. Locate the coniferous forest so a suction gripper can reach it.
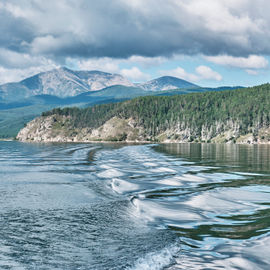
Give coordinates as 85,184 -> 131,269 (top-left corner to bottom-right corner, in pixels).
40,84 -> 270,143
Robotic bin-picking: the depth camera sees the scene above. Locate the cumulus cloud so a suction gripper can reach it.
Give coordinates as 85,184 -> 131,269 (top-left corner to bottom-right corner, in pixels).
120,67 -> 151,82
205,55 -> 268,69
0,0 -> 270,83
161,66 -> 222,82
76,56 -> 166,74
76,58 -> 120,74
196,65 -> 222,81
0,48 -> 56,69
128,56 -> 166,68
0,0 -> 270,60
0,64 -> 59,84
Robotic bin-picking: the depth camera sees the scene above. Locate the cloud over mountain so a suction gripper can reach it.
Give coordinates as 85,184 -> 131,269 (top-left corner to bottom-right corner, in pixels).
1,0 -> 270,60
0,0 -> 269,85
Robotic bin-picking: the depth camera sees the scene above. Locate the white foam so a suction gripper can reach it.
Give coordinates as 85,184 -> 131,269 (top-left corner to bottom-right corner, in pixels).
111,178 -> 139,194
171,254 -> 260,270
143,162 -> 158,167
170,236 -> 270,270
127,243 -> 180,270
154,177 -> 183,187
99,164 -> 112,169
184,187 -> 270,215
150,167 -> 176,173
234,171 -> 265,176
131,198 -> 202,223
97,168 -> 124,178
184,193 -> 242,212
178,174 -> 206,182
197,172 -> 245,181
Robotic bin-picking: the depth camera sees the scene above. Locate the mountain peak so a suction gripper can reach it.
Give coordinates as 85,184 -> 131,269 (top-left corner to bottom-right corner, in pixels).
0,67 -> 200,101
139,76 -> 198,91
0,67 -> 134,101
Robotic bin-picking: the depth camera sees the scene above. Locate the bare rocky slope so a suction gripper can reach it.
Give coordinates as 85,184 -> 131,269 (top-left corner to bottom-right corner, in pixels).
17,114 -> 270,144
0,67 -> 134,101
17,115 -> 144,143
0,67 -> 201,102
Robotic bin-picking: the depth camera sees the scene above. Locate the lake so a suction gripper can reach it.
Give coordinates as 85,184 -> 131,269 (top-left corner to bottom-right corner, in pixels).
0,141 -> 270,269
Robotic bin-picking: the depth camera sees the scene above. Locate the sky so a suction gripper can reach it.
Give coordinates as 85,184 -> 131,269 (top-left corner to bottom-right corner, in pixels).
0,0 -> 270,87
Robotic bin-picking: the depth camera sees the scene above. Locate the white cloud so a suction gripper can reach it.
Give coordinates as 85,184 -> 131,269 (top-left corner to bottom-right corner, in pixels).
76,55 -> 166,73
0,48 -> 56,69
3,0 -> 270,85
3,0 -> 270,60
204,54 -> 268,69
160,65 -> 222,82
0,0 -> 270,85
0,2 -> 25,18
181,0 -> 260,35
120,67 -> 151,82
128,55 -> 166,68
245,69 -> 259,75
0,64 -> 59,84
77,58 -> 120,74
196,65 -> 222,81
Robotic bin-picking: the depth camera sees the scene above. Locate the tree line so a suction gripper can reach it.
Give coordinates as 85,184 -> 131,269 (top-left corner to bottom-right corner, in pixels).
42,83 -> 270,137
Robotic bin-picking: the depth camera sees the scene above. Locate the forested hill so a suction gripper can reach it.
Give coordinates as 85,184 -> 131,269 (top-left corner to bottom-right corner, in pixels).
17,84 -> 270,144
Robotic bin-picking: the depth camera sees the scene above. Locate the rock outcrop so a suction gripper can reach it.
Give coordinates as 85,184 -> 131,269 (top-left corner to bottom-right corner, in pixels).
17,114 -> 270,144
17,115 -> 145,143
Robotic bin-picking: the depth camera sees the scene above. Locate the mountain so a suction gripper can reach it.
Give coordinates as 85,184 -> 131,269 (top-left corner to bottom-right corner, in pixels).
0,85 -> 242,112
0,67 -> 243,138
0,85 -> 152,138
0,84 -> 243,138
0,68 -> 202,102
0,67 -> 134,101
17,84 -> 270,144
139,76 -> 198,91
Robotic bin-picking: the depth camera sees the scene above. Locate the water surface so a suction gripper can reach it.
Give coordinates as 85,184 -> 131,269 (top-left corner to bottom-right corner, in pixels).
0,142 -> 270,269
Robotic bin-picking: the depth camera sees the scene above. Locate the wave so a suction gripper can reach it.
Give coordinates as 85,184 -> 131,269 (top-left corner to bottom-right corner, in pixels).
127,242 -> 180,270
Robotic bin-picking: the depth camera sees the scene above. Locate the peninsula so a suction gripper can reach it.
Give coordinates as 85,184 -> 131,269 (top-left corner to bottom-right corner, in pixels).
17,84 -> 270,144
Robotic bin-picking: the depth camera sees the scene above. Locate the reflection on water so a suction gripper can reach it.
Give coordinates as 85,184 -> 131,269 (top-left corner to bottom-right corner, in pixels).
154,143 -> 270,269
155,143 -> 270,172
0,142 -> 270,269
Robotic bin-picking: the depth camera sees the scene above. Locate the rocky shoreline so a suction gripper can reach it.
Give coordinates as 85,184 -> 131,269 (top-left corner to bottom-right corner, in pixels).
16,114 -> 270,145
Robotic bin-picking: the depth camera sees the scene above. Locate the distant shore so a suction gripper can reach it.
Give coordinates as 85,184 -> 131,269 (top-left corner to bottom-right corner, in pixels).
2,136 -> 270,145
14,137 -> 270,145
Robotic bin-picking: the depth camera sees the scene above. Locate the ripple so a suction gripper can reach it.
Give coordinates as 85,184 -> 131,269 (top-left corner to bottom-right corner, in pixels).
1,141 -> 270,269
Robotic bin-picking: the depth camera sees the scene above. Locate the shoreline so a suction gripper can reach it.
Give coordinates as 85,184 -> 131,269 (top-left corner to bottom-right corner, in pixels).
13,138 -> 270,145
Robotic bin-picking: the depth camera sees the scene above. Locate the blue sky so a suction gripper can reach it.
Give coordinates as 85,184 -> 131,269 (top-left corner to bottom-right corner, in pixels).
0,0 -> 270,87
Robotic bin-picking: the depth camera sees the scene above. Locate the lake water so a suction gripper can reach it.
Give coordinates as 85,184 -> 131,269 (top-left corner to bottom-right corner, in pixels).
0,141 -> 270,269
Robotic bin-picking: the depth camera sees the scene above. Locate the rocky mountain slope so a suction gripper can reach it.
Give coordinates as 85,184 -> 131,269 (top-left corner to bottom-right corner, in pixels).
0,68 -> 200,102
16,111 -> 270,144
0,67 -> 134,101
139,76 -> 198,91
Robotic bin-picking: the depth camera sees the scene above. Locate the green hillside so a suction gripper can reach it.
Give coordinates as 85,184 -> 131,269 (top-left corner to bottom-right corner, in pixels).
0,105 -> 55,138
41,84 -> 270,143
0,84 -> 241,138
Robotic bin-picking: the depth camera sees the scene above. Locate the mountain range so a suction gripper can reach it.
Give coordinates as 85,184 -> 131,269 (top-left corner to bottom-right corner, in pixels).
0,67 -> 198,102
0,67 -> 242,138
